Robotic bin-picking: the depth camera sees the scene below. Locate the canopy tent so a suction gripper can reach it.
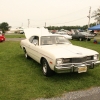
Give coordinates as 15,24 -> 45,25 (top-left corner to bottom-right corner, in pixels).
88,24 -> 100,30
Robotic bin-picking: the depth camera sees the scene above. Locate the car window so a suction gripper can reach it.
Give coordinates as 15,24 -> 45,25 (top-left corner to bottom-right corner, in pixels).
29,36 -> 34,43
41,36 -> 52,45
41,36 -> 71,45
29,36 -> 39,45
32,36 -> 39,45
32,39 -> 38,45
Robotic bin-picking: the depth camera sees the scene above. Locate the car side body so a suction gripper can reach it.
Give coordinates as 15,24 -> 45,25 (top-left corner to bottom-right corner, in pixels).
20,28 -> 100,76
72,32 -> 94,41
0,34 -> 5,42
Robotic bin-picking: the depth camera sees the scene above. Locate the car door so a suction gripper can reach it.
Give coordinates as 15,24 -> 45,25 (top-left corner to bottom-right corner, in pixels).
29,36 -> 40,63
72,32 -> 79,39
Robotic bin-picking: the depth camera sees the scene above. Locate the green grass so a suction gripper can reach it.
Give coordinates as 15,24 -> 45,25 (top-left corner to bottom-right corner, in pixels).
5,34 -> 25,38
0,41 -> 100,100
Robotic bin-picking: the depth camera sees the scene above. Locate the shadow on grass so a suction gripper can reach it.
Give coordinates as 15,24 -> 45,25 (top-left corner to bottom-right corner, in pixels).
16,54 -> 100,86
17,54 -> 94,78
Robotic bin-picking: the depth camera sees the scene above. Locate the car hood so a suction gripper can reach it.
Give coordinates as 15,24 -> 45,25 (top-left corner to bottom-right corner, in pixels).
41,44 -> 98,58
24,28 -> 50,39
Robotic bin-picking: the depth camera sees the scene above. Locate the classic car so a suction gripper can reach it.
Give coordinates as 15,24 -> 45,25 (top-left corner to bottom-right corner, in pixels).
0,33 -> 5,42
20,28 -> 100,77
55,31 -> 72,39
72,32 -> 94,41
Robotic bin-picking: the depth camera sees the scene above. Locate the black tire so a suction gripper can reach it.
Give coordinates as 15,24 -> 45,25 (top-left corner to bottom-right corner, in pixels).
23,48 -> 30,59
42,59 -> 54,77
87,38 -> 91,41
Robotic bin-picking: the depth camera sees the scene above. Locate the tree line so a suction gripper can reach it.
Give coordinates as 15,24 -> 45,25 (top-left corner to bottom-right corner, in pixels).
0,22 -> 10,33
46,23 -> 96,31
0,22 -> 96,33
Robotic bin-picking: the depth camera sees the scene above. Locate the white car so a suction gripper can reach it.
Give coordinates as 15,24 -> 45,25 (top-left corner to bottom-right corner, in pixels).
20,28 -> 100,77
56,31 -> 72,39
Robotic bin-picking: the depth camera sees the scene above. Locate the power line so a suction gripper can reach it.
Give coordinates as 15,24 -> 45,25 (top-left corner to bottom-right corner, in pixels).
47,17 -> 87,26
30,7 -> 90,22
30,5 -> 99,22
31,16 -> 87,27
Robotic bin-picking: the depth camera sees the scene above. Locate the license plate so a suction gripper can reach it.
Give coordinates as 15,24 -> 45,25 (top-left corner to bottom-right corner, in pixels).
78,66 -> 87,73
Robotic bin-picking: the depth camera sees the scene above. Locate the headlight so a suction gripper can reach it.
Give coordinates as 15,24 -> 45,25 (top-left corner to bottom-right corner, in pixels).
86,56 -> 92,60
56,58 -> 63,65
94,54 -> 99,60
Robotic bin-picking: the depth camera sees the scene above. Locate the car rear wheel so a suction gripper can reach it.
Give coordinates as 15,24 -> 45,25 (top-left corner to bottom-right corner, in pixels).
23,48 -> 30,59
87,38 -> 91,41
42,59 -> 54,77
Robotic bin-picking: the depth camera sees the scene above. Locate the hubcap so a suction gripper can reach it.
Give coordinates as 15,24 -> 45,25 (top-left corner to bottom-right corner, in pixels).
25,53 -> 27,58
43,62 -> 47,74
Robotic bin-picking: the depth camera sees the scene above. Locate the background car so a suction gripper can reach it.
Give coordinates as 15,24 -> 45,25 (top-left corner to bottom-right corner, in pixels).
19,30 -> 24,34
72,32 -> 94,41
0,33 -> 5,42
55,31 -> 72,39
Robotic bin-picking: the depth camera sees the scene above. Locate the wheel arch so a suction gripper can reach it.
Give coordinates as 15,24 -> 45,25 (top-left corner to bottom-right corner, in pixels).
22,47 -> 26,53
40,57 -> 46,65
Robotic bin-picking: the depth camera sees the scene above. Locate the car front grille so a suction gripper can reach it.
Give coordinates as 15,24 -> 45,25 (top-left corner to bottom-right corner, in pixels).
72,57 -> 86,63
72,56 -> 93,63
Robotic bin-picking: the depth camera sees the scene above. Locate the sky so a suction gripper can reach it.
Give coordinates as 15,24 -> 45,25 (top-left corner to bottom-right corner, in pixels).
0,0 -> 100,28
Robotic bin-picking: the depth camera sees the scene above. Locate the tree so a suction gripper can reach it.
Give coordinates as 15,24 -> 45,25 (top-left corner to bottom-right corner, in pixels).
0,22 -> 10,33
92,7 -> 100,24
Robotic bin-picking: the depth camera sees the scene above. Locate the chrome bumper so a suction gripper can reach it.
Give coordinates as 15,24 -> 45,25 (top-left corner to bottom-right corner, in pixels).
54,60 -> 100,73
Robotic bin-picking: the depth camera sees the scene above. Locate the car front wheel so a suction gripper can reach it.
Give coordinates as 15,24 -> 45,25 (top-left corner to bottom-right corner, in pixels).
42,59 -> 54,77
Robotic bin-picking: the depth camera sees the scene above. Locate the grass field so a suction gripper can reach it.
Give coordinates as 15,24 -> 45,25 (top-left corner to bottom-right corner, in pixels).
5,34 -> 25,38
0,40 -> 100,100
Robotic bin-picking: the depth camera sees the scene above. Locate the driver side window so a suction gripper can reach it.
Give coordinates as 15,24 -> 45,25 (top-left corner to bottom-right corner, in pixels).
32,36 -> 39,45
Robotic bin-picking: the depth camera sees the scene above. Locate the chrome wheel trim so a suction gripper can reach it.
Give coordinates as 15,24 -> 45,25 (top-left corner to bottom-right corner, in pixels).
25,52 -> 28,58
43,62 -> 47,74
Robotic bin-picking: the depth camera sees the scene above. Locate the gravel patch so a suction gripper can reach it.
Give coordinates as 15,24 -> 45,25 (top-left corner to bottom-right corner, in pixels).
36,87 -> 100,100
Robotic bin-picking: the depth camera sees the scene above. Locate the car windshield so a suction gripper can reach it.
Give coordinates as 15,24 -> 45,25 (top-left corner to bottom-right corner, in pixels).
41,36 -> 71,45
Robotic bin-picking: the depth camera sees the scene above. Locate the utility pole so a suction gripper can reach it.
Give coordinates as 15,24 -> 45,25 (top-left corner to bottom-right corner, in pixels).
28,19 -> 30,28
87,7 -> 91,28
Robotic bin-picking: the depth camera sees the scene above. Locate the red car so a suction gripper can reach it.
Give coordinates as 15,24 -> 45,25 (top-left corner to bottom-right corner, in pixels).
0,34 -> 5,42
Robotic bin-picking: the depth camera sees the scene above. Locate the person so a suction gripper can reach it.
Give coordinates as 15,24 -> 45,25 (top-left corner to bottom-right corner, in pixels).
93,39 -> 97,44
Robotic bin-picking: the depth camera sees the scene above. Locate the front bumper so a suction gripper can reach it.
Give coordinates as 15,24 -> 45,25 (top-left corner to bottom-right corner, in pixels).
54,60 -> 100,73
